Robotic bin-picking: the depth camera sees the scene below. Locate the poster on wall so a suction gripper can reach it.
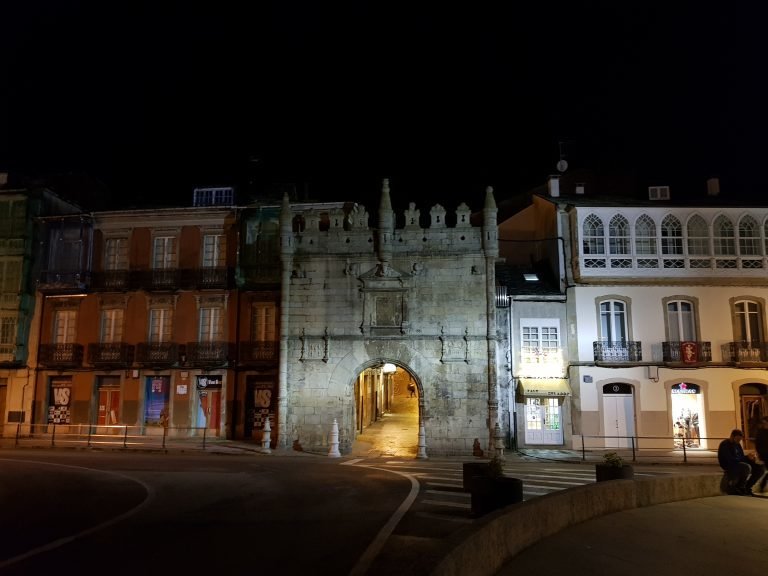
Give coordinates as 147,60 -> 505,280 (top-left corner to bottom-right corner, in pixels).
48,379 -> 72,424
245,378 -> 275,437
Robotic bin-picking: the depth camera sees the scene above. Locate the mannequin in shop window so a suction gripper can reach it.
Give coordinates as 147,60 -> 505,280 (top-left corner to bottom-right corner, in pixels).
718,429 -> 763,496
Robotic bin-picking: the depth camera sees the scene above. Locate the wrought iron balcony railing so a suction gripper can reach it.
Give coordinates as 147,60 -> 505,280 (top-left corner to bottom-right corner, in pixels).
239,341 -> 279,363
90,270 -> 130,291
38,271 -> 90,293
722,341 -> 768,363
237,264 -> 282,286
136,342 -> 180,366
185,341 -> 233,367
88,343 -> 135,367
593,341 -> 643,362
662,341 -> 712,363
39,343 -> 84,368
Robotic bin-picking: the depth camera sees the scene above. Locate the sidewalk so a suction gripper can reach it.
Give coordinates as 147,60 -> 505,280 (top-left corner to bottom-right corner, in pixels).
497,493 -> 768,576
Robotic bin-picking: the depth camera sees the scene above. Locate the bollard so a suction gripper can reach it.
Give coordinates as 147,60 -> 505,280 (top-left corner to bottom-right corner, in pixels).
261,418 -> 272,454
328,418 -> 341,458
417,424 -> 428,459
494,422 -> 505,461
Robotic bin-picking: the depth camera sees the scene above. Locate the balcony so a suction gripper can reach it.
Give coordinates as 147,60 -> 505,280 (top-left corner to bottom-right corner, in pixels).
0,343 -> 17,364
136,342 -> 180,367
88,343 -> 135,367
593,341 -> 642,362
90,270 -> 130,291
238,264 -> 281,287
185,341 -> 233,367
662,341 -> 712,363
180,267 -> 232,290
722,341 -> 768,363
38,270 -> 89,293
39,343 -> 84,368
239,341 -> 279,363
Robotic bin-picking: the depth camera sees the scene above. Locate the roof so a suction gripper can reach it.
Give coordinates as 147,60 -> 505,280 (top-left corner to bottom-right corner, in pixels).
495,264 -> 562,297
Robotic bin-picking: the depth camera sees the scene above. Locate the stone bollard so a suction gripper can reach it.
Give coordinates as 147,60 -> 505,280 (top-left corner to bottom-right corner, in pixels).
261,418 -> 272,454
328,418 -> 341,458
417,424 -> 428,459
494,422 -> 505,461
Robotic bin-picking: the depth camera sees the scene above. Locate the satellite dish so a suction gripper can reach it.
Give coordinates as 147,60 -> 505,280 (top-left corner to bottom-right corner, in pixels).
556,159 -> 568,172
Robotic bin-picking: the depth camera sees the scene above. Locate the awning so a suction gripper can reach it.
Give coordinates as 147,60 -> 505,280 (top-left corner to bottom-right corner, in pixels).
518,378 -> 571,397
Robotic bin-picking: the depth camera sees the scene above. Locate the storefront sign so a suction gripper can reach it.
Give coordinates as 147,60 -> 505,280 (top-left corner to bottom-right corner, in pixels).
671,383 -> 700,394
197,375 -> 223,389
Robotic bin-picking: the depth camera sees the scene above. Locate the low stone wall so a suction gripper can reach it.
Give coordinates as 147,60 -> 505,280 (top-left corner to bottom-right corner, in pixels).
431,472 -> 723,576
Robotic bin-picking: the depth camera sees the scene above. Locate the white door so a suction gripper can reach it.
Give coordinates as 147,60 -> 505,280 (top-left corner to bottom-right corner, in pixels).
603,394 -> 635,448
525,398 -> 563,445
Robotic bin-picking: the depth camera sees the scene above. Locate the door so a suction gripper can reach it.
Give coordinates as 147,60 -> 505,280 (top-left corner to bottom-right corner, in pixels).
198,389 -> 222,436
603,394 -> 635,448
97,388 -> 120,427
524,398 -> 564,445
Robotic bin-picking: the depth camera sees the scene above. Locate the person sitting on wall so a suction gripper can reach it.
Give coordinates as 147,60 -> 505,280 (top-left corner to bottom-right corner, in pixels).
718,429 -> 763,495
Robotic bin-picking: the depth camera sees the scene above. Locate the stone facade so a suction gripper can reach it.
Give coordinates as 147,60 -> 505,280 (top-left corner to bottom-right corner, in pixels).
279,180 -> 499,456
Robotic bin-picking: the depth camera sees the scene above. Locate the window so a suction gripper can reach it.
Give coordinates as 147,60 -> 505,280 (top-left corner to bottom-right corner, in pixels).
100,309 -> 124,343
521,320 -> 560,364
1,315 -> 16,346
148,308 -> 173,343
251,303 -> 276,342
152,236 -> 177,269
713,215 -> 735,255
666,300 -> 695,342
198,307 -> 223,342
104,237 -> 128,270
582,214 -> 605,255
634,215 -> 657,255
609,215 -> 630,255
53,310 -> 77,344
599,300 -> 627,344
734,300 -> 763,343
0,258 -> 22,294
687,215 -> 709,255
202,234 -> 225,268
661,216 -> 683,255
738,216 -> 760,256
0,199 -> 26,237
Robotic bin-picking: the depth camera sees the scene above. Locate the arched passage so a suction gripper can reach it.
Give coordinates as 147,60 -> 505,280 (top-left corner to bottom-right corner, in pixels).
349,360 -> 423,458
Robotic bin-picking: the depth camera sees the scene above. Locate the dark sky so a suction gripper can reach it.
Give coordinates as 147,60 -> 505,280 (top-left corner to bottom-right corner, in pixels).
4,2 -> 767,210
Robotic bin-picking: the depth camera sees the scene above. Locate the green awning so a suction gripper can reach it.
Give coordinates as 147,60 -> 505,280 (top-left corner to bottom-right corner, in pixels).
518,378 -> 571,397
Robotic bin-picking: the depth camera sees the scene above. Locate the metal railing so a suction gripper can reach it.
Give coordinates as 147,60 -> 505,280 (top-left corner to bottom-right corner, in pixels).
593,341 -> 643,362
11,423 -> 216,451
576,434 -> 727,464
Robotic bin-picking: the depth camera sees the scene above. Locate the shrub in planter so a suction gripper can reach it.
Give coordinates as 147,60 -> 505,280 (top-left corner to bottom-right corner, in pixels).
595,452 -> 634,482
468,457 -> 524,516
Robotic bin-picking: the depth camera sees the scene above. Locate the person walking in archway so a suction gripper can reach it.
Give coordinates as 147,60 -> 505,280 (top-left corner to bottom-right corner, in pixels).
408,382 -> 416,398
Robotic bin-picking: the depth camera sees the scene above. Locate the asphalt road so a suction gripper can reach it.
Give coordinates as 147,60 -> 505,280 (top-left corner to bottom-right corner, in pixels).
0,450 -> 410,576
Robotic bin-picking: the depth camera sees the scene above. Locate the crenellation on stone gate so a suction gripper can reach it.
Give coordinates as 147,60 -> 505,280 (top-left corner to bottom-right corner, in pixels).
279,179 -> 501,456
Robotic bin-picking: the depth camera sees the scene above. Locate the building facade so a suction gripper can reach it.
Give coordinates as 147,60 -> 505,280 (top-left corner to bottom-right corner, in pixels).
500,176 -> 768,451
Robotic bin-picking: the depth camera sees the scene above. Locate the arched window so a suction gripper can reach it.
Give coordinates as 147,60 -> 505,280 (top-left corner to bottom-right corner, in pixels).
713,215 -> 735,255
661,215 -> 683,255
599,300 -> 627,343
609,215 -> 629,255
582,214 -> 605,255
635,214 -> 657,255
739,215 -> 760,256
686,215 -> 709,256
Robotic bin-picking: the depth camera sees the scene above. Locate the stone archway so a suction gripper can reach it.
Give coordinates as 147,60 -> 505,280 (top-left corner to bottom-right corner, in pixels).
349,360 -> 424,458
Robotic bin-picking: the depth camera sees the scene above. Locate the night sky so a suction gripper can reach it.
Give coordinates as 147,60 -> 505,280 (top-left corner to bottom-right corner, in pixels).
4,2 -> 767,211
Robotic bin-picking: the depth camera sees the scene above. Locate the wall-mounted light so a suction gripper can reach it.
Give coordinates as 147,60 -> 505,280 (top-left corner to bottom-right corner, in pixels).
382,363 -> 397,374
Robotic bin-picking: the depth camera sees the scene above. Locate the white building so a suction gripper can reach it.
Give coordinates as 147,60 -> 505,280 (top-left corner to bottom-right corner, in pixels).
499,175 -> 768,451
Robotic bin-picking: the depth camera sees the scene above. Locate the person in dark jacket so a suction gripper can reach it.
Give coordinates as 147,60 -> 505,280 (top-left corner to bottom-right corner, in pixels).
718,429 -> 762,495
754,417 -> 768,492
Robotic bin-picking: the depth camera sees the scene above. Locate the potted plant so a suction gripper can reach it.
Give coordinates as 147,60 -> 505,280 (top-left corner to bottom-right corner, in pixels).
469,456 -> 524,516
595,451 -> 634,482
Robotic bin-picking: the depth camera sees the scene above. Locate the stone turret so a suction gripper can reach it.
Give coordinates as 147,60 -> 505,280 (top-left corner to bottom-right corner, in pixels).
377,178 -> 394,263
482,186 -> 498,257
280,191 -> 293,255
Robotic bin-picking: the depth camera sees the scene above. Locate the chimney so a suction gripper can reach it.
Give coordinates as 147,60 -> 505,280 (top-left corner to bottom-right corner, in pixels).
547,175 -> 560,198
575,182 -> 585,195
707,177 -> 720,197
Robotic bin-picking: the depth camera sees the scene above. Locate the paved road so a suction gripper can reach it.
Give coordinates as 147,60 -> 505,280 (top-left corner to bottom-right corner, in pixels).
0,451 -> 409,576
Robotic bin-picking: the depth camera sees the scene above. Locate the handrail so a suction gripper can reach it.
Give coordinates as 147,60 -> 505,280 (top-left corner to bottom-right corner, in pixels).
575,434 -> 730,464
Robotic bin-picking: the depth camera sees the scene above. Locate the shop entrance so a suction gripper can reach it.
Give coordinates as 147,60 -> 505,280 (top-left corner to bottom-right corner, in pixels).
671,382 -> 704,449
351,362 -> 421,457
739,383 -> 768,450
